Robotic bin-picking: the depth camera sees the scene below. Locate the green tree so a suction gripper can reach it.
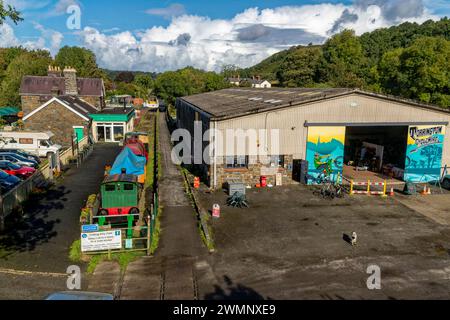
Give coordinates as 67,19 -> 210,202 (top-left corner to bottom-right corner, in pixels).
379,37 -> 450,107
115,71 -> 135,83
203,71 -> 229,92
55,46 -> 105,78
0,0 -> 22,25
0,50 -> 52,107
320,29 -> 368,88
132,74 -> 154,99
154,67 -> 229,105
0,47 -> 27,83
276,46 -> 322,87
133,74 -> 154,90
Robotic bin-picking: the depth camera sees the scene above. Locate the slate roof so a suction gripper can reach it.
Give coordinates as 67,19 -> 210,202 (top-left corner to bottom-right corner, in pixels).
96,107 -> 135,115
20,76 -> 104,97
57,96 -> 99,117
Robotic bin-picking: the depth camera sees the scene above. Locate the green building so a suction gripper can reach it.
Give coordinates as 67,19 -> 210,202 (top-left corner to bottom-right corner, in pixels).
90,107 -> 136,143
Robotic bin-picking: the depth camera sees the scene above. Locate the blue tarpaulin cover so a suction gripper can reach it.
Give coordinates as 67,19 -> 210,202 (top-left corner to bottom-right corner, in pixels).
110,146 -> 146,176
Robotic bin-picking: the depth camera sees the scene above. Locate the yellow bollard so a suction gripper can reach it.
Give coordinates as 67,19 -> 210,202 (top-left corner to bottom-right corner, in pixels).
382,180 -> 387,198
350,180 -> 354,195
367,180 -> 371,195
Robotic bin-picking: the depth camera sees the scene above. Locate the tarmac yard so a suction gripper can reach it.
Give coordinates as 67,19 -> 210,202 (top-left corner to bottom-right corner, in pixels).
196,185 -> 450,300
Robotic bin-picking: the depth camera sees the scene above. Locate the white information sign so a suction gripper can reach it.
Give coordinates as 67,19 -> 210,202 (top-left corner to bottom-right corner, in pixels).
81,230 -> 122,252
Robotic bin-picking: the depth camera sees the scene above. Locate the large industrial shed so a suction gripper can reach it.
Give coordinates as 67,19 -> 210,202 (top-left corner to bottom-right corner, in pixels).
176,88 -> 450,189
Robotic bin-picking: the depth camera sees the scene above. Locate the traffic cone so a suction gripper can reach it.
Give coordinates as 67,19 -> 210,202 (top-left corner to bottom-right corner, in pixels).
427,187 -> 432,195
421,185 -> 427,195
389,187 -> 395,197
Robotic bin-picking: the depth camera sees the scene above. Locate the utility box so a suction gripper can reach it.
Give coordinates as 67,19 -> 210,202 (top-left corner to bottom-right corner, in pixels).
226,180 -> 246,196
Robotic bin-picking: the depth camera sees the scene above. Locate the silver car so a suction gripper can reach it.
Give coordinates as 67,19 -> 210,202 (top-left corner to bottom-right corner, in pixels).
0,153 -> 38,168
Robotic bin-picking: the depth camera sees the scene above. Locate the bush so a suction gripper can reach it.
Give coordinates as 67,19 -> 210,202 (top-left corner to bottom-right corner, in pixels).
69,240 -> 82,262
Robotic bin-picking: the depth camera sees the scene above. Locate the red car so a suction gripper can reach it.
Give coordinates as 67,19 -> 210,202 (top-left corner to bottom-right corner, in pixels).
0,161 -> 36,179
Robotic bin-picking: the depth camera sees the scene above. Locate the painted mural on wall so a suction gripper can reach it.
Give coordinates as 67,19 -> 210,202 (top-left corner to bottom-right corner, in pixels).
404,125 -> 445,182
306,126 -> 345,184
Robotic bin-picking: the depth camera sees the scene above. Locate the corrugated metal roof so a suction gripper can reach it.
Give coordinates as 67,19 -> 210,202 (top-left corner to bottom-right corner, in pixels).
179,88 -> 450,120
180,88 -> 350,119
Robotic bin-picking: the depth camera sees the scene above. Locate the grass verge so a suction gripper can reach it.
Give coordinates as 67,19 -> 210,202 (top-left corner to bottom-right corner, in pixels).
69,239 -> 146,274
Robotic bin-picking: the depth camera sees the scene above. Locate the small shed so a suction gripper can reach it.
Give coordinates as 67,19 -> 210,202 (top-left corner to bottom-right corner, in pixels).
0,107 -> 20,124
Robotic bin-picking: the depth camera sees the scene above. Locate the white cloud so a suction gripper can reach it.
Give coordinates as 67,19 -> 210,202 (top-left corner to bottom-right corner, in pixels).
1,1 -> 443,72
33,23 -> 64,52
0,22 -> 63,55
0,24 -> 20,47
79,2 -> 439,72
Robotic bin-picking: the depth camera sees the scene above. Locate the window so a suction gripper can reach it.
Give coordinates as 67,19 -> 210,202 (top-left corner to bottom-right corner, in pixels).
19,138 -> 33,145
0,164 -> 6,169
114,125 -> 124,141
105,185 -> 116,192
40,140 -> 50,147
270,155 -> 285,168
124,184 -> 134,191
225,156 -> 248,169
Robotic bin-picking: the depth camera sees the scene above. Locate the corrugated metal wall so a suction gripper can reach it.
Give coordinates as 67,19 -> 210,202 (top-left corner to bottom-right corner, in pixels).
215,94 -> 450,167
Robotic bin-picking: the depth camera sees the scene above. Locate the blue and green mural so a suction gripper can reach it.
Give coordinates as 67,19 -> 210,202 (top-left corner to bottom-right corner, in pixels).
306,126 -> 345,184
404,125 -> 445,183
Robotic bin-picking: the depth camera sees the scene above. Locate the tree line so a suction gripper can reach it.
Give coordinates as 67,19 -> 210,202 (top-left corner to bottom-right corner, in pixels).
0,44 -> 229,108
0,7 -> 448,109
235,18 -> 450,107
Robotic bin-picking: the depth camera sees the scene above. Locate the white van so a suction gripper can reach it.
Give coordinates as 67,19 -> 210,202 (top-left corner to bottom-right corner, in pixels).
0,131 -> 62,157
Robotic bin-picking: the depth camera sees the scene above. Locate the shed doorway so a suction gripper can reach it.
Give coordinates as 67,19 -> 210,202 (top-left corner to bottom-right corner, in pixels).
343,126 -> 408,183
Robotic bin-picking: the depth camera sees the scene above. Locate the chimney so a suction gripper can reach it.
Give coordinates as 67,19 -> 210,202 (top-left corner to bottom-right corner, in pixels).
63,66 -> 78,96
48,65 -> 62,78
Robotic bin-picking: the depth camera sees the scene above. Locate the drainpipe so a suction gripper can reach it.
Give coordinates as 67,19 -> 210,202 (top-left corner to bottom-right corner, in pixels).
264,111 -> 278,154
212,120 -> 218,189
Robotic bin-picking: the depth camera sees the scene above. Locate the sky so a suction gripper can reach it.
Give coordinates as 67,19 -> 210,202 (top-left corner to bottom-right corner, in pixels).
1,0 -> 449,72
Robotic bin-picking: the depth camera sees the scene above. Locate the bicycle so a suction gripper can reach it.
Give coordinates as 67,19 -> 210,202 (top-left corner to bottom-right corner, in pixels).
312,174 -> 335,199
313,172 -> 346,199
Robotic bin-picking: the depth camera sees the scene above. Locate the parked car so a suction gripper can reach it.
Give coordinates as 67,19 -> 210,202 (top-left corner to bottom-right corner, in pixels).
0,131 -> 61,158
0,153 -> 38,168
0,169 -> 21,194
0,161 -> 36,179
45,291 -> 114,301
0,148 -> 41,164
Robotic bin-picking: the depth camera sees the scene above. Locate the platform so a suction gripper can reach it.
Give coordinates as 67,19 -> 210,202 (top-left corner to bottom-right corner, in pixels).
342,165 -> 405,186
